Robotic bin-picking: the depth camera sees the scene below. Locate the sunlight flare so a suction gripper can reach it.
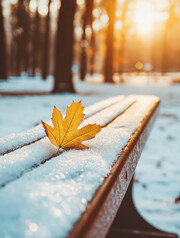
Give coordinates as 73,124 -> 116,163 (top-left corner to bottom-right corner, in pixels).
133,0 -> 155,35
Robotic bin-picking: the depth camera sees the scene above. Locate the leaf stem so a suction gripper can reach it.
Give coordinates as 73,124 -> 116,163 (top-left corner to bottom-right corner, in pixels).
57,147 -> 61,155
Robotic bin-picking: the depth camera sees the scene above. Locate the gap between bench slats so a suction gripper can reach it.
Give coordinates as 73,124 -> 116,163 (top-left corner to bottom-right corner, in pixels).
0,96 -> 159,238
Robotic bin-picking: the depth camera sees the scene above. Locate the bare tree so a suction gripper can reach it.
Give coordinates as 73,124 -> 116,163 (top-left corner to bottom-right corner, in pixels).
104,0 -> 116,83
0,0 -> 7,79
9,3 -> 17,75
42,0 -> 51,80
32,0 -> 40,76
89,29 -> 96,75
162,1 -> 176,74
23,0 -> 31,73
53,0 -> 76,93
118,0 -> 130,73
80,0 -> 94,80
15,0 -> 24,76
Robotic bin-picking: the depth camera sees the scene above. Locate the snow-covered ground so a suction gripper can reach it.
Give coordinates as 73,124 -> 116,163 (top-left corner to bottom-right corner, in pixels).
0,76 -> 180,237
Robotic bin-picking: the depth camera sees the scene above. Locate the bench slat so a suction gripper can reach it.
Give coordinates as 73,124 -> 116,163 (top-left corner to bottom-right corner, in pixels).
0,95 -> 159,238
0,96 -> 124,155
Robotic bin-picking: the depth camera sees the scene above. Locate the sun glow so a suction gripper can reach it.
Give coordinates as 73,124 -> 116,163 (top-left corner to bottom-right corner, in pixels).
133,1 -> 155,36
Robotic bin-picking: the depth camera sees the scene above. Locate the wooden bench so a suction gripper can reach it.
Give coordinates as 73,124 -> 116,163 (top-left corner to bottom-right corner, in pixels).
0,95 -> 177,238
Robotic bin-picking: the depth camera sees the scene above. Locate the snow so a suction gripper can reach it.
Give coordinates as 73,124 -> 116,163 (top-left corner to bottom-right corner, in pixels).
133,105 -> 180,235
0,94 -> 158,238
0,76 -> 180,237
0,76 -> 53,92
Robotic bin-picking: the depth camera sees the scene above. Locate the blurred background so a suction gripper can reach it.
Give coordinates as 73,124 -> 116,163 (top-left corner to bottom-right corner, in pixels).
1,0 -> 180,87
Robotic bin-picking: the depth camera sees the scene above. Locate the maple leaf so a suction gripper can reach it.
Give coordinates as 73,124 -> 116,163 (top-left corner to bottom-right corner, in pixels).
41,101 -> 101,151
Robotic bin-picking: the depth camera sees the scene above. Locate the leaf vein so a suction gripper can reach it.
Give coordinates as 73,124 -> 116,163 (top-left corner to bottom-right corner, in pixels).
60,103 -> 81,146
62,127 -> 99,147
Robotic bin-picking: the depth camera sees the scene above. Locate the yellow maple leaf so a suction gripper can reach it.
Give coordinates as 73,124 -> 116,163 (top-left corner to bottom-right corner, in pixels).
41,101 -> 101,151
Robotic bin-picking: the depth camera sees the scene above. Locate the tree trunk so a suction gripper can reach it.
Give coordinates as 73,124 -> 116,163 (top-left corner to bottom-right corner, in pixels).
161,29 -> 167,74
118,0 -> 129,74
42,0 -> 51,80
15,0 -> 24,76
89,29 -> 96,75
162,4 -> 175,74
0,0 -> 7,80
24,0 -> 31,73
119,32 -> 126,73
32,0 -> 39,76
80,30 -> 87,81
80,0 -> 94,80
53,0 -> 76,93
15,33 -> 23,76
104,0 -> 116,83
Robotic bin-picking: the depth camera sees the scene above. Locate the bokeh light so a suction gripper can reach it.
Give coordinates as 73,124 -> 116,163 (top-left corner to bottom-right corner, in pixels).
135,61 -> 143,70
115,20 -> 122,31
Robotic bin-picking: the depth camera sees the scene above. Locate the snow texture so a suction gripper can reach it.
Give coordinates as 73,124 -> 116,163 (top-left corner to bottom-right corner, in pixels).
0,95 -> 158,238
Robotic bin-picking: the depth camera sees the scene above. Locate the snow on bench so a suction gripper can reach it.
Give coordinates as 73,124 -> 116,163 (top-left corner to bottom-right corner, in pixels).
0,96 -> 135,188
0,95 -> 124,155
0,95 -> 161,238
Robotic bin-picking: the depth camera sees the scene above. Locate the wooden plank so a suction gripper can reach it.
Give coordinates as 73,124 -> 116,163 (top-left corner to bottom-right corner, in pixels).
67,96 -> 160,238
